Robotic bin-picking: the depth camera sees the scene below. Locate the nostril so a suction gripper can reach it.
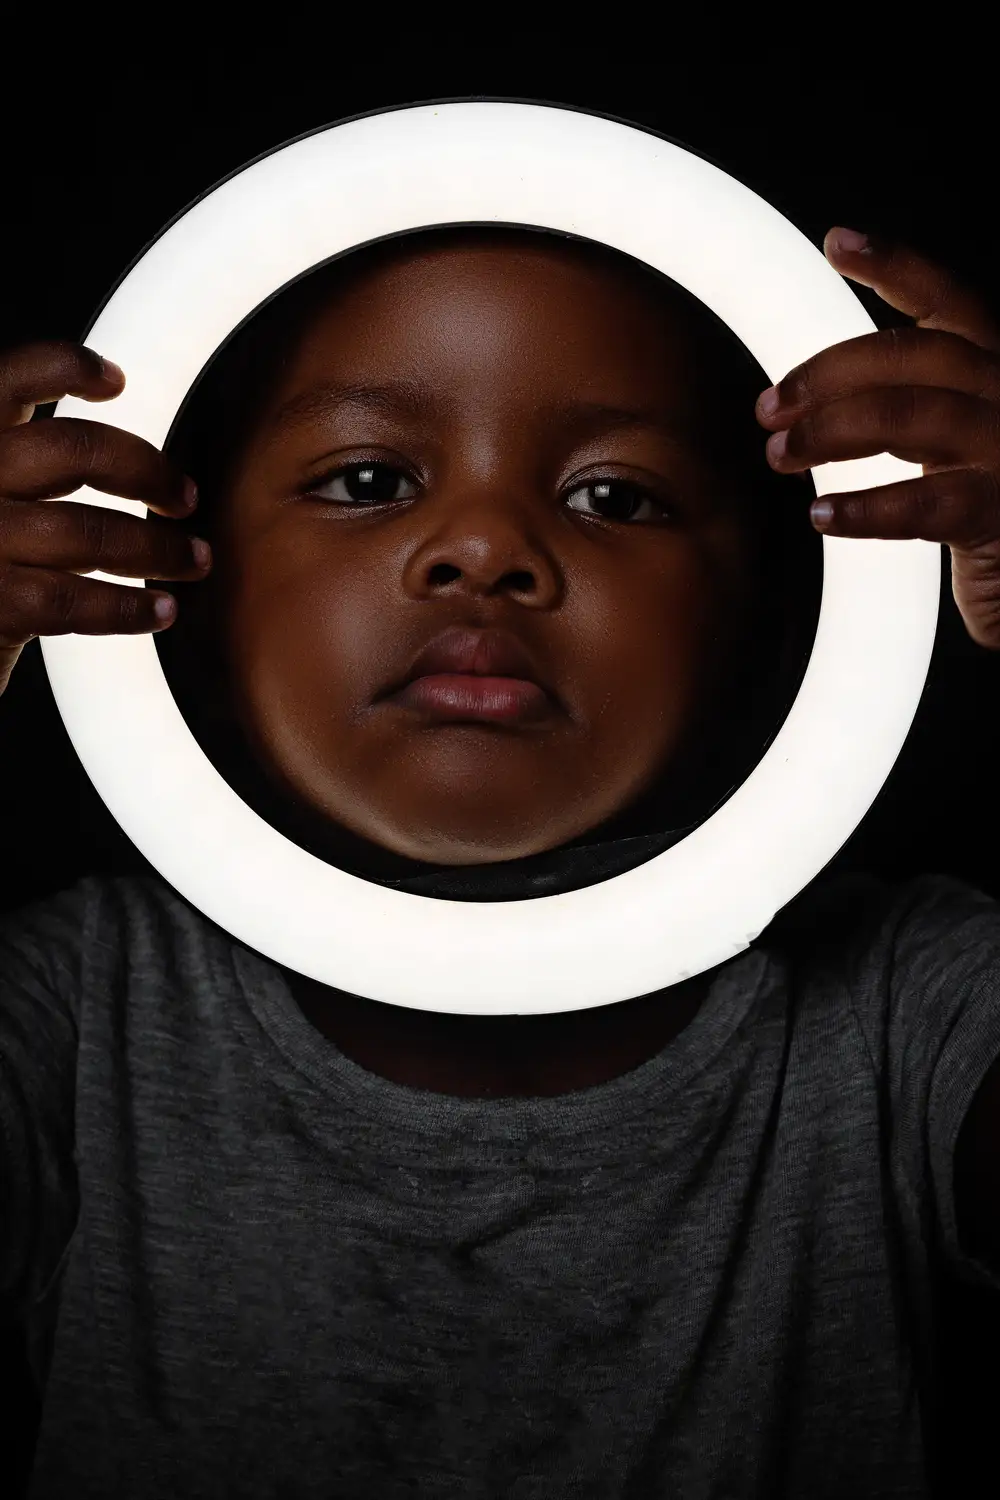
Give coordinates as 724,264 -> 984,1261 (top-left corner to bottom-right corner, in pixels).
428,563 -> 462,585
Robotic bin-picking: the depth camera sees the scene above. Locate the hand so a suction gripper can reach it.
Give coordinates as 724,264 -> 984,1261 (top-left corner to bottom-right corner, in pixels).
754,227 -> 1000,650
0,341 -> 212,696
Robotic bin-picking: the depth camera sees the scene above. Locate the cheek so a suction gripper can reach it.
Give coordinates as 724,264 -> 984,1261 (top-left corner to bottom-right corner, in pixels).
221,541 -> 383,749
561,563 -> 730,804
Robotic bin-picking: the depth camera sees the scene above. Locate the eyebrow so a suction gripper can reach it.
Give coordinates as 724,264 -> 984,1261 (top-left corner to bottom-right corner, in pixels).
267,379 -> 695,444
268,380 -> 432,430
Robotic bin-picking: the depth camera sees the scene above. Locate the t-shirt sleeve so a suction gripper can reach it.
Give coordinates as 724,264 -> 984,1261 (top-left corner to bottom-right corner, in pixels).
881,873 -> 1000,1294
0,879 -> 101,1322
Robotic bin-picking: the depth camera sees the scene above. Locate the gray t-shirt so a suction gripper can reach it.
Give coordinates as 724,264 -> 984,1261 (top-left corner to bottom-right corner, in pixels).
3,866 -> 1000,1499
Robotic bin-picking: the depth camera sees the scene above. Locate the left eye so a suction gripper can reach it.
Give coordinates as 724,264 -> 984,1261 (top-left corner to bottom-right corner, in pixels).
310,463 -> 418,505
564,480 -> 669,523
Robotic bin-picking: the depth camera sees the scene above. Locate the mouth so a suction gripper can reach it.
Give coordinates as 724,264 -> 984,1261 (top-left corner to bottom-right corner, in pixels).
380,626 -> 560,726
388,673 -> 552,725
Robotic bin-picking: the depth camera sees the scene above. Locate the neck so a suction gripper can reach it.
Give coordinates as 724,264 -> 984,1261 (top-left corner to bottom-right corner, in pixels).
286,966 -> 712,1098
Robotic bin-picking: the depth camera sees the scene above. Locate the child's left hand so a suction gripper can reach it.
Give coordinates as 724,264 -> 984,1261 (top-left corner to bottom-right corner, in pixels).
755,227 -> 1000,650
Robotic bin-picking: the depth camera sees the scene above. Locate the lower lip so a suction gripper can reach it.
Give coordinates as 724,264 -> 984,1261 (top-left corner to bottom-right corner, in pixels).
389,674 -> 552,724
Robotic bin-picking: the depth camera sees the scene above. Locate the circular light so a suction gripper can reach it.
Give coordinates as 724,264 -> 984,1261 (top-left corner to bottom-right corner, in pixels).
41,100 -> 940,1014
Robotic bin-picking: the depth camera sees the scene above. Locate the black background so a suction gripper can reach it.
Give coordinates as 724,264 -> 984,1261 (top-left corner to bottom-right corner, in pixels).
1,37 -> 999,1496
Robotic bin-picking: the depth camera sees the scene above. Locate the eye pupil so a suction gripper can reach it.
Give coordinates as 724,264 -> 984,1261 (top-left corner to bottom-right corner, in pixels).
345,464 -> 401,503
590,481 -> 642,520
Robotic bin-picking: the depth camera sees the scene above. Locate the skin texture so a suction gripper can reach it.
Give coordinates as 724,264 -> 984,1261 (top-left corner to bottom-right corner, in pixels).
206,236 -> 759,870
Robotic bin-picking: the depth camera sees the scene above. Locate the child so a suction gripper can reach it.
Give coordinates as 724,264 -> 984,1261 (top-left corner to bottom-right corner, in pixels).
0,222 -> 998,1498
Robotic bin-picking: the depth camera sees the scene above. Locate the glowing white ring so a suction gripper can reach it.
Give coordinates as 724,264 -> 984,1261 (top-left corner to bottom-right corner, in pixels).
41,100 -> 940,1014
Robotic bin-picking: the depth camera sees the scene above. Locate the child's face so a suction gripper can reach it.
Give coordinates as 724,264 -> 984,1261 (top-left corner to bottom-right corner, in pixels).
210,236 -> 758,866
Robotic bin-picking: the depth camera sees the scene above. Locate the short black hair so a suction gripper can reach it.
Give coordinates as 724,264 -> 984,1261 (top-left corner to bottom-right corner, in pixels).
159,226 -> 823,845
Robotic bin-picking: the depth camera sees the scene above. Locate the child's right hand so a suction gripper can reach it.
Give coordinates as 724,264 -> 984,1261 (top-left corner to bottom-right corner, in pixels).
0,341 -> 212,697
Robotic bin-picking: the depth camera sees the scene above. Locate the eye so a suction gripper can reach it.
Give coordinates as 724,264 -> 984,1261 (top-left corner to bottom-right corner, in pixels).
309,462 -> 419,506
564,480 -> 671,524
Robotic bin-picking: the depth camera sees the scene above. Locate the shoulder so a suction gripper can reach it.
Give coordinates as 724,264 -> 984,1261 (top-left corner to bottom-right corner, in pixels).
758,865 -> 1000,986
0,871 -> 225,980
757,866 -> 1000,1083
762,867 -> 1000,1276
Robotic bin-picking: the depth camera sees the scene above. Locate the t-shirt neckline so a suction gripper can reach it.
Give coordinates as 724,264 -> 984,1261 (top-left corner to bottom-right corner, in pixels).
230,940 -> 774,1141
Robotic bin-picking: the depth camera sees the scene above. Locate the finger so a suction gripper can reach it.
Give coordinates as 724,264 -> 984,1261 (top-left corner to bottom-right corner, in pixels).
765,387 -> 1000,475
0,500 -> 211,580
0,563 -> 177,647
0,417 -> 197,518
806,467 -> 1000,549
823,228 -> 1000,353
950,542 -> 1000,652
755,325 -> 1000,431
0,340 -> 126,428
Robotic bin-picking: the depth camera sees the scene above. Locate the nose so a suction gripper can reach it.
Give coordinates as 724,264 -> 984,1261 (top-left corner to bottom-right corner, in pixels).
400,494 -> 563,608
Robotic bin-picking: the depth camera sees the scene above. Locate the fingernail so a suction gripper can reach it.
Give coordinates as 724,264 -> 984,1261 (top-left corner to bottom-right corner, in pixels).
767,430 -> 789,461
832,228 -> 870,255
757,386 -> 780,417
183,478 -> 199,511
810,500 -> 834,529
153,594 -> 177,624
191,537 -> 212,570
100,356 -> 126,384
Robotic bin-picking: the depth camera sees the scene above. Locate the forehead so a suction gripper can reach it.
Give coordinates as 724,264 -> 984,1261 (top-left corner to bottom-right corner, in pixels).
300,229 -> 696,331
188,227 -> 763,499
251,239 -> 721,474
270,231 -> 704,401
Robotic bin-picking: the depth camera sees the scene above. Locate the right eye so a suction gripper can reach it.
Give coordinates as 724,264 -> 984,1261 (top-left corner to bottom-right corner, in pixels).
309,462 -> 419,506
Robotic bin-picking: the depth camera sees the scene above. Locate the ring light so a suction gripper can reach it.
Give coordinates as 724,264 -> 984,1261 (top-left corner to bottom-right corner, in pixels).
41,100 -> 941,1014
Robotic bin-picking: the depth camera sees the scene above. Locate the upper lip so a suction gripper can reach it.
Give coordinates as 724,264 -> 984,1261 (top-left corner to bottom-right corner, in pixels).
387,625 -> 553,698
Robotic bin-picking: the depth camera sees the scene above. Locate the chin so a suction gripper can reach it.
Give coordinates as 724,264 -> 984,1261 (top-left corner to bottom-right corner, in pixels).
313,773 -> 599,870
356,820 -> 574,868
